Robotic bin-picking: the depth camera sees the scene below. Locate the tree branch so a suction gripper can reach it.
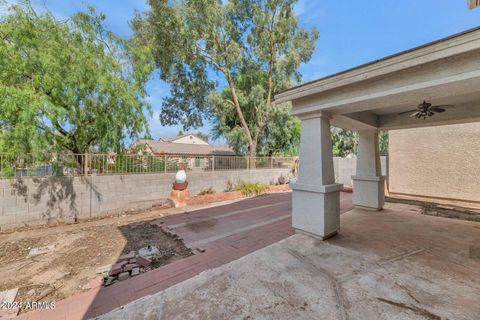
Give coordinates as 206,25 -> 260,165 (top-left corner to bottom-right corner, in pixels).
266,6 -> 277,106
194,42 -> 224,72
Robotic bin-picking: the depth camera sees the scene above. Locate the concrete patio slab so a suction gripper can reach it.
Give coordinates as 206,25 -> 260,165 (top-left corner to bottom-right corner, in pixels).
99,202 -> 480,320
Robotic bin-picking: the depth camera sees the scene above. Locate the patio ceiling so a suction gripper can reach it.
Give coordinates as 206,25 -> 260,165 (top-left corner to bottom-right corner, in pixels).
275,27 -> 480,131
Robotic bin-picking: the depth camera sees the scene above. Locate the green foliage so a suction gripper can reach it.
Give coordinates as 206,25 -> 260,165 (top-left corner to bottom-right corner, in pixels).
0,1 -> 152,161
331,128 -> 389,157
235,181 -> 269,196
211,87 -> 301,156
198,186 -> 215,195
195,132 -> 210,144
132,0 -> 318,158
332,128 -> 358,157
379,131 -> 389,155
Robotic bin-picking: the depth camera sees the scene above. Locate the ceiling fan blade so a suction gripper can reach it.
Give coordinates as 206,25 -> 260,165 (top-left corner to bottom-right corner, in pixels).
410,111 -> 421,118
399,109 -> 418,115
431,107 -> 446,113
431,104 -> 454,108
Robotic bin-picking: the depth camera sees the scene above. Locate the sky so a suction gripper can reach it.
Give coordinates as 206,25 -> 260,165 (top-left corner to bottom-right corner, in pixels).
16,0 -> 480,143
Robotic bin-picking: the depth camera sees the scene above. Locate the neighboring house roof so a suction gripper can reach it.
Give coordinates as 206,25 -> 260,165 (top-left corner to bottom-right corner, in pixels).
135,139 -> 236,156
159,134 -> 209,145
159,137 -> 176,142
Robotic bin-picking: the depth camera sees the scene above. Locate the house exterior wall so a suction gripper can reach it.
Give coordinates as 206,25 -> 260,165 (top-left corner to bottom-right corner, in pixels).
173,135 -> 209,145
0,168 -> 290,231
389,123 -> 480,202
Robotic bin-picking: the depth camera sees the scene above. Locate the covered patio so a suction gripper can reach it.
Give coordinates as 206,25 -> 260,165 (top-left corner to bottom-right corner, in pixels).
95,28 -> 480,320
98,203 -> 480,319
275,26 -> 480,240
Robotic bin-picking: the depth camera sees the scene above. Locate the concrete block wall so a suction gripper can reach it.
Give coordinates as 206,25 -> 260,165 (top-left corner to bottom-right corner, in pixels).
333,156 -> 388,186
0,168 -> 290,231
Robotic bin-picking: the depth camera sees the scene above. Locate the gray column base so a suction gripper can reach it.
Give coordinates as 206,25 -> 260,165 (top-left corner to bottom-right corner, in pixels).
295,228 -> 338,241
290,182 -> 343,240
352,175 -> 385,210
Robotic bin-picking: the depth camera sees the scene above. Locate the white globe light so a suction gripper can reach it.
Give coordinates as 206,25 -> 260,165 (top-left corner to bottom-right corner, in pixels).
175,170 -> 187,183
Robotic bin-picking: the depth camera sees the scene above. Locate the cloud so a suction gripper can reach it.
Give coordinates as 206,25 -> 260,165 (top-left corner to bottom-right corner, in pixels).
294,0 -> 306,16
294,1 -> 325,26
299,52 -> 330,82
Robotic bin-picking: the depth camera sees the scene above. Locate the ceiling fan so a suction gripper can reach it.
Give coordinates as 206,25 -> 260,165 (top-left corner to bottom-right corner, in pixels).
399,101 -> 454,120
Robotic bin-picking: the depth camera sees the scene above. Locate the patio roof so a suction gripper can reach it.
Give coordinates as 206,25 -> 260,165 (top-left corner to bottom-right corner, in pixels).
275,27 -> 480,131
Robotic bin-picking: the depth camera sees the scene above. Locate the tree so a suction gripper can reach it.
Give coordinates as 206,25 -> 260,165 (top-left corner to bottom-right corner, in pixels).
379,131 -> 389,155
331,128 -> 358,157
194,132 -> 210,144
331,128 -> 389,157
0,2 -> 152,169
212,100 -> 300,155
132,0 -> 318,164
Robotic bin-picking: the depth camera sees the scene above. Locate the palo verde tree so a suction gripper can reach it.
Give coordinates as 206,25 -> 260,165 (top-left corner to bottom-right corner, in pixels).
132,0 -> 318,164
0,1 -> 152,169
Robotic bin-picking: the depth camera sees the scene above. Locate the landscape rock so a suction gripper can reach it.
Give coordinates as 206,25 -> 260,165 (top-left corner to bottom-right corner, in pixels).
124,264 -> 137,272
104,277 -> 115,286
138,245 -> 159,258
118,272 -> 130,281
131,268 -> 140,276
27,245 -> 55,258
96,264 -> 112,274
64,215 -> 76,225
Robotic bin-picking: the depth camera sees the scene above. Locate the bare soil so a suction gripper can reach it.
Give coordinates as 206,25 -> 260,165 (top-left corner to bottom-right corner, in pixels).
0,187 -> 290,314
0,206 -> 193,313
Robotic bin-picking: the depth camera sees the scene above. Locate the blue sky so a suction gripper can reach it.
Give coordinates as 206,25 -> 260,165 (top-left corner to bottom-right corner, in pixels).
24,0 -> 480,142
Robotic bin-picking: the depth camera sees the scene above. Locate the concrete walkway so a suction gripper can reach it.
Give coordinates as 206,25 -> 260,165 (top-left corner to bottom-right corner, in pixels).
18,192 -> 353,319
99,202 -> 480,320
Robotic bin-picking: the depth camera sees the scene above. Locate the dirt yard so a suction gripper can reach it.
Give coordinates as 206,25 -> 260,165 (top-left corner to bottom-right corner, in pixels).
0,186 -> 291,314
0,205 -> 196,313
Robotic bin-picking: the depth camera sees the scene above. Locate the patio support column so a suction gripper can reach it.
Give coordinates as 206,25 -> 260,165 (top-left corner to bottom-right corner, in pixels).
291,113 -> 343,240
352,130 -> 385,210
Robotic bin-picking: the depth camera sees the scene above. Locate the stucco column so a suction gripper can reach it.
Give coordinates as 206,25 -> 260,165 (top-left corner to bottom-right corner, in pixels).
352,130 -> 385,210
291,113 -> 343,240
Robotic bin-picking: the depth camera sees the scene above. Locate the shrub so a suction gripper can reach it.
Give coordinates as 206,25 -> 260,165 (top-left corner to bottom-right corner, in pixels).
198,186 -> 215,195
235,181 -> 269,196
225,180 -> 235,192
277,174 -> 288,185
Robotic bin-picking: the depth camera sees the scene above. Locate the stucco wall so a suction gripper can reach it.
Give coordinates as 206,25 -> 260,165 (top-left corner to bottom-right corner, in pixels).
389,123 -> 480,202
0,168 -> 290,231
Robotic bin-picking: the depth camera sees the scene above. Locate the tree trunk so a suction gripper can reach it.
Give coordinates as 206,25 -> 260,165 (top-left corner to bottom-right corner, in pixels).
73,153 -> 86,175
224,71 -> 257,160
249,141 -> 257,169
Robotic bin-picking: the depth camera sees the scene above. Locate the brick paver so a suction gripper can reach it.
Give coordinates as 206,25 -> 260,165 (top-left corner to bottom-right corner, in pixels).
18,191 -> 353,320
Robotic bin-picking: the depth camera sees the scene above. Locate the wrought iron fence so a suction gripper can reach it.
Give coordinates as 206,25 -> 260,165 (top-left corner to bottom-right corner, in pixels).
0,153 -> 295,178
